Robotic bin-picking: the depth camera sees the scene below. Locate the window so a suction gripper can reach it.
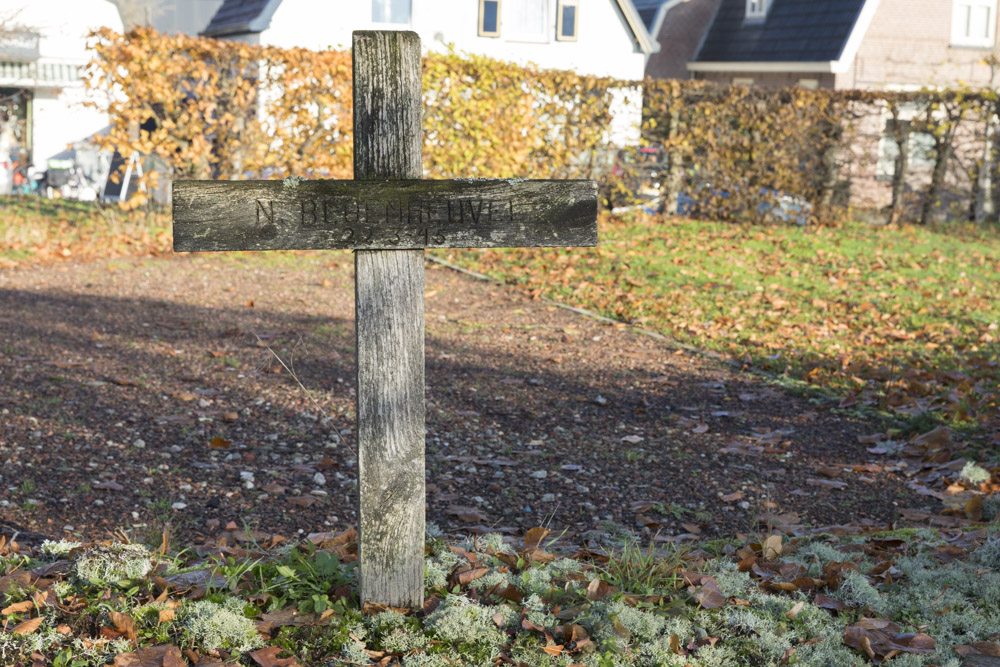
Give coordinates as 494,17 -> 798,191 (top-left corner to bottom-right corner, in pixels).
798,78 -> 819,90
952,0 -> 996,47
557,0 -> 578,41
372,0 -> 411,24
732,77 -> 755,86
745,0 -> 768,20
479,0 -> 501,37
504,0 -> 548,42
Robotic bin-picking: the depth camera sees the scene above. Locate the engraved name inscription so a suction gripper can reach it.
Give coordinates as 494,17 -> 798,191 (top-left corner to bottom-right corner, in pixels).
297,197 -> 515,228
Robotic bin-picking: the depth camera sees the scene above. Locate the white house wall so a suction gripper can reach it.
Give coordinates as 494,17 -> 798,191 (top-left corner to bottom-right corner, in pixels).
260,0 -> 647,80
1,0 -> 123,164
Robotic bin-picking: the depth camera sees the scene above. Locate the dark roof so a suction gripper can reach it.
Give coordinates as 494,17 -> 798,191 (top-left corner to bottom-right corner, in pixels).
631,0 -> 670,30
694,0 -> 867,63
202,0 -> 278,37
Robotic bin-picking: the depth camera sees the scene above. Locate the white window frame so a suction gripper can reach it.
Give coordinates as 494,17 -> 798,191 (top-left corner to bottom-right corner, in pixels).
503,0 -> 550,43
556,0 -> 578,41
732,77 -> 755,86
951,0 -> 997,48
745,0 -> 768,21
798,78 -> 819,90
479,0 -> 501,37
371,0 -> 412,26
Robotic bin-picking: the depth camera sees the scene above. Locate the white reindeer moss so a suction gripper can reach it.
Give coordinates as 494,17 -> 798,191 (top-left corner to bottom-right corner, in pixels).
181,598 -> 264,653
423,595 -> 506,661
39,539 -> 82,558
73,543 -> 153,581
959,461 -> 992,485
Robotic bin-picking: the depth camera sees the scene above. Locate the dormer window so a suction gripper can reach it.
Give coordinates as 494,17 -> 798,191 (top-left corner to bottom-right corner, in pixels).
746,0 -> 768,21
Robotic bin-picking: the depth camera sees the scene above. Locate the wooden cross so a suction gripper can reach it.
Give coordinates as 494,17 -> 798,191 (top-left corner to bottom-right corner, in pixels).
172,31 -> 597,608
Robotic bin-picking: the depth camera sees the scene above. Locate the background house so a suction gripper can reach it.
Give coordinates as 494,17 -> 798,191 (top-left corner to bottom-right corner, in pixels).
201,0 -> 658,81
0,1 -> 123,173
685,0 -> 1000,90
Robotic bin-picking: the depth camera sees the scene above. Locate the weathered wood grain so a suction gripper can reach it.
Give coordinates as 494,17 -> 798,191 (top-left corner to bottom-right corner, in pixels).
353,30 -> 426,609
171,178 -> 597,252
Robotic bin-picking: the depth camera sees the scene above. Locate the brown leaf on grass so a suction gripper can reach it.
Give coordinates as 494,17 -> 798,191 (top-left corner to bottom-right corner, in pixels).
910,425 -> 953,447
496,584 -> 523,603
287,495 -> 319,508
0,572 -> 32,593
844,618 -> 935,663
953,642 -> 1000,657
932,545 -> 967,564
455,567 -> 490,587
814,594 -> 849,612
158,609 -> 175,624
762,535 -> 783,560
110,611 -> 138,641
250,647 -> 301,667
586,578 -> 610,601
524,527 -> 550,551
12,617 -> 43,635
720,491 -> 744,502
785,601 -> 805,619
541,645 -> 565,656
114,645 -> 185,667
3,599 -> 37,615
94,480 -> 126,491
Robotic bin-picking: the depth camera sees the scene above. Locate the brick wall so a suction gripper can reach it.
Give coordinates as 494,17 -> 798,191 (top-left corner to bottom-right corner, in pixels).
645,0 -> 721,80
838,0 -> 1000,89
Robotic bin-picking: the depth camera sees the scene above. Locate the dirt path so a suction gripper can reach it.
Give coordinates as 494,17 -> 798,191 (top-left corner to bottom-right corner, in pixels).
0,251 -> 924,546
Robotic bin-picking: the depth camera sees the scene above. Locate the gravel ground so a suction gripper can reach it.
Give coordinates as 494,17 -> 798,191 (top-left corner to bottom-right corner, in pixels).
0,251 -> 924,546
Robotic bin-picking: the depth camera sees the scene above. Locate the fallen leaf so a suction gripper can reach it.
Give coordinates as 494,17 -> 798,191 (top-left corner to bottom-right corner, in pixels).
586,578 -> 610,601
12,617 -> 43,635
250,646 -> 300,667
785,601 -> 805,619
110,611 -> 138,641
844,618 -> 935,662
209,436 -> 231,449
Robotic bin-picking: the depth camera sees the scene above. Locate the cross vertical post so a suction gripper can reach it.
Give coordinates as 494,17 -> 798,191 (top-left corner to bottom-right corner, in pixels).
352,31 -> 426,608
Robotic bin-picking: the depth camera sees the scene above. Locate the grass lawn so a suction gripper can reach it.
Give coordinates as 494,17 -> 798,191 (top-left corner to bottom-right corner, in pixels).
439,214 -> 1000,437
0,196 -> 170,265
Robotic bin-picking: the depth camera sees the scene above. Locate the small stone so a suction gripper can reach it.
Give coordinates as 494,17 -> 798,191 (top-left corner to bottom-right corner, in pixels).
133,439 -> 146,449
576,485 -> 590,494
621,435 -> 644,444
62,525 -> 74,532
310,489 -> 328,496
541,493 -> 556,502
93,499 -> 104,506
313,472 -> 327,485
738,501 -> 750,510
530,470 -> 548,479
171,502 -> 187,510
594,395 -> 608,405
239,471 -> 255,481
